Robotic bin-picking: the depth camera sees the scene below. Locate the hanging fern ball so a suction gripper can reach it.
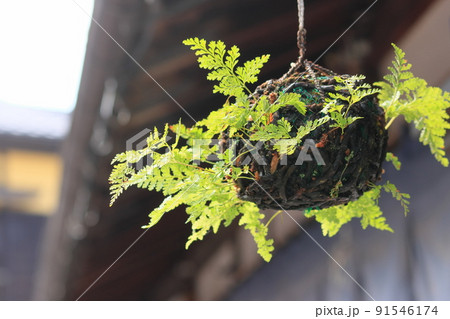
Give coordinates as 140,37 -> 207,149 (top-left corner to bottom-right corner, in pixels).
109,3 -> 450,262
233,61 -> 388,210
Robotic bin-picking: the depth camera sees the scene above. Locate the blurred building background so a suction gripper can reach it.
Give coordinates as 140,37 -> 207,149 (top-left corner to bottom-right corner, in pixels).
0,104 -> 69,299
1,0 -> 449,300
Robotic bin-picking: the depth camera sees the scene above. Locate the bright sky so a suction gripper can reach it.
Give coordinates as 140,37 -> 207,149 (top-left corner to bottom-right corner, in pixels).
0,0 -> 94,113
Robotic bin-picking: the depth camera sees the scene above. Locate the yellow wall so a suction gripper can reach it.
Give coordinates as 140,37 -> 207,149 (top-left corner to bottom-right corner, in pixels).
0,149 -> 63,216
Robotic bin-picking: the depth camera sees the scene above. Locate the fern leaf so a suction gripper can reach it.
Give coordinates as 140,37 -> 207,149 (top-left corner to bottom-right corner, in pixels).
375,44 -> 450,166
236,54 -> 270,84
305,187 -> 392,236
381,181 -> 410,216
238,202 -> 274,262
250,118 -> 292,141
183,37 -> 269,98
385,152 -> 401,170
295,116 -> 330,141
274,92 -> 306,114
305,181 -> 409,236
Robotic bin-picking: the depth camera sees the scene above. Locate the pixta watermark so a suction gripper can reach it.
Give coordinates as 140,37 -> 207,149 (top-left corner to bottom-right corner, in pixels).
192,138 -> 325,166
127,128 -> 325,169
126,128 -> 172,170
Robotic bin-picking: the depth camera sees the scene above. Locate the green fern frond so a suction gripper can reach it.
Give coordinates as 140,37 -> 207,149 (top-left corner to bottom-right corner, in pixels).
305,181 -> 409,236
250,118 -> 292,141
331,75 -> 381,106
275,92 -> 307,114
322,76 -> 379,133
381,181 -> 410,216
385,152 -> 401,170
375,44 -> 450,166
296,116 -> 331,141
268,116 -> 330,155
238,202 -> 274,262
328,111 -> 362,134
183,37 -> 269,98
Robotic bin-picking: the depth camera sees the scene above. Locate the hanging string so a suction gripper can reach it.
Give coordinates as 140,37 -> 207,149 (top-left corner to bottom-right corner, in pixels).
293,0 -> 326,100
285,0 -> 327,100
297,0 -> 307,64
